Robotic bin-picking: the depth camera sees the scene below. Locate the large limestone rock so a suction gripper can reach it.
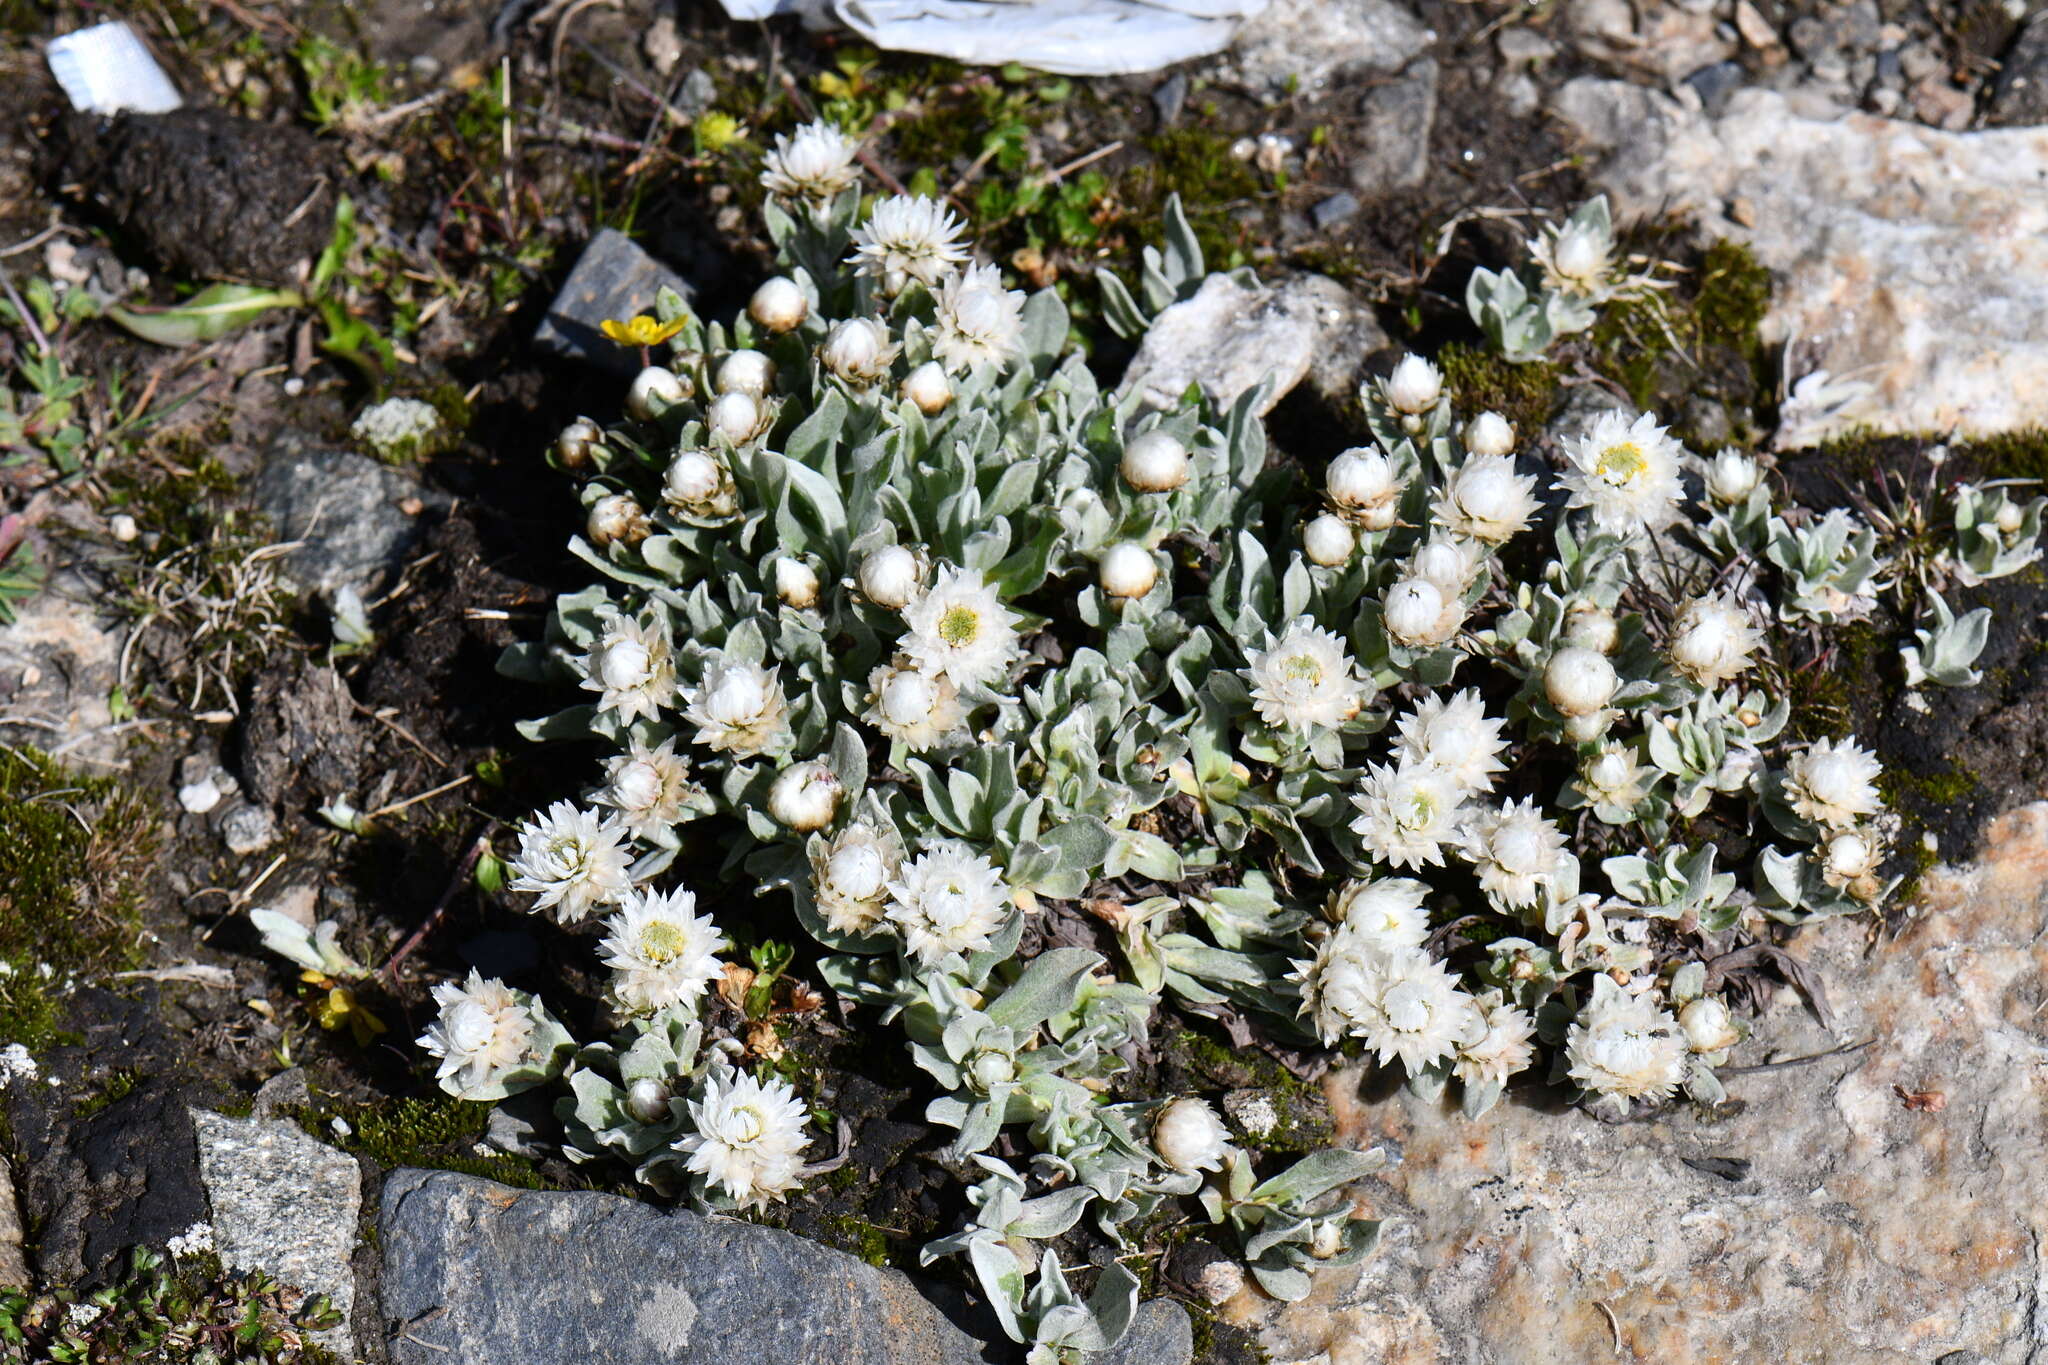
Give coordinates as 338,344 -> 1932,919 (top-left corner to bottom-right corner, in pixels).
1551,79 -> 2048,448
379,1168 -> 1191,1365
1247,803 -> 2048,1363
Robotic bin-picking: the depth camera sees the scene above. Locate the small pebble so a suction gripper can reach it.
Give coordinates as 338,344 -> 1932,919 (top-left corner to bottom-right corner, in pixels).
178,777 -> 224,814
1311,192 -> 1361,230
109,513 -> 138,542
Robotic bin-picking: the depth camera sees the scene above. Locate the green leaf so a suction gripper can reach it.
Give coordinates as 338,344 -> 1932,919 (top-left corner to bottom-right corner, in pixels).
106,285 -> 303,347
987,946 -> 1101,1032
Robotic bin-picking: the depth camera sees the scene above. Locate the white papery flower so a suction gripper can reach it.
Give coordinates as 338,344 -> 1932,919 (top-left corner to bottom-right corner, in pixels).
586,493 -> 650,549
1460,798 -> 1570,911
1121,431 -> 1190,493
1558,410 -> 1686,535
1678,997 -> 1741,1054
748,275 -> 809,333
1704,448 -> 1761,505
626,366 -> 688,421
1784,736 -> 1883,830
595,739 -> 712,842
1350,761 -> 1468,870
1326,447 -> 1405,529
1433,454 -> 1540,544
900,361 -> 952,415
1393,689 -> 1507,796
933,263 -> 1025,371
1098,543 -> 1159,599
598,887 -> 726,1016
509,801 -> 633,924
1544,646 -> 1618,718
663,449 -> 738,520
848,194 -> 969,293
1327,876 -> 1431,952
1303,513 -> 1357,567
418,971 -> 536,1098
1453,996 -> 1537,1088
580,613 -> 675,723
810,821 -> 905,936
775,557 -> 821,609
858,544 -> 924,609
865,658 -> 969,751
1820,827 -> 1880,885
768,761 -> 842,832
1667,593 -> 1762,685
1464,411 -> 1516,458
683,656 -> 791,759
716,350 -> 777,398
1382,576 -> 1455,648
886,842 -> 1010,965
1244,618 -> 1367,732
1579,744 -> 1652,810
899,566 -> 1020,691
820,317 -> 899,385
1566,982 -> 1686,1113
1542,219 -> 1612,288
760,120 -> 861,200
679,1066 -> 810,1209
1341,946 -> 1476,1073
1152,1097 -> 1231,1174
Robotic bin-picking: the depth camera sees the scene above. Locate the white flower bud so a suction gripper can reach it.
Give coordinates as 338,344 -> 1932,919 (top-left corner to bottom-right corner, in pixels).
1668,595 -> 1760,685
625,1077 -> 673,1124
821,317 -> 893,383
879,669 -> 939,730
717,350 -> 776,397
1705,449 -> 1760,506
1152,1097 -> 1230,1174
1120,431 -> 1190,493
1563,605 -> 1619,654
900,360 -> 952,415
1997,500 -> 2025,536
768,761 -> 841,832
594,635 -> 654,692
1099,543 -> 1158,599
1823,829 -> 1876,880
826,842 -> 887,901
1464,411 -> 1516,457
555,416 -> 603,469
858,545 -> 921,609
1678,998 -> 1740,1054
1563,710 -> 1613,743
586,493 -> 649,548
707,391 -> 763,443
969,1050 -> 1016,1090
666,451 -> 723,504
445,1000 -> 497,1054
1303,513 -> 1356,566
1551,223 -> 1609,284
1309,1220 -> 1346,1259
1385,353 -> 1443,415
1327,449 -> 1399,511
610,758 -> 664,812
1586,747 -> 1636,796
774,557 -> 820,609
748,276 -> 808,334
625,366 -> 687,421
1383,577 -> 1446,647
1545,646 -> 1618,717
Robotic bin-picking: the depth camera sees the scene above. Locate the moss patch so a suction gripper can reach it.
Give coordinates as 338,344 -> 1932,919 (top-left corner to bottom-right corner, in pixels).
0,747 -> 160,1050
310,1094 -> 548,1189
1437,342 -> 1561,438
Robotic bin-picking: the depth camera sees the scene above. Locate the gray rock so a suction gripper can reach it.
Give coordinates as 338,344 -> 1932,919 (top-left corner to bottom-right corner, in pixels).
380,1168 -> 998,1364
1097,1300 -> 1192,1365
250,1067 -> 310,1119
677,69 -> 718,118
249,437 -> 444,597
1230,0 -> 1431,96
1992,15 -> 2048,127
219,802 -> 278,856
1550,78 -> 2048,446
1309,191 -> 1360,230
237,657 -> 368,809
533,228 -> 695,375
1683,59 -> 1747,117
1347,58 -> 1439,196
1250,804 -> 2048,1362
1118,272 -> 1387,418
191,1111 -> 360,1348
1152,71 -> 1188,127
0,1157 -> 26,1289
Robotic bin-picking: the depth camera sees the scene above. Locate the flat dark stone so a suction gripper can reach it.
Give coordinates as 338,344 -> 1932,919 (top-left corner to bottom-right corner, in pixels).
533,228 -> 694,375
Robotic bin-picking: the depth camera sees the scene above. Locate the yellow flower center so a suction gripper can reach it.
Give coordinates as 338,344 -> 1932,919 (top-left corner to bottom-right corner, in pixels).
1596,442 -> 1646,484
640,920 -> 687,964
1282,653 -> 1323,685
939,605 -> 980,647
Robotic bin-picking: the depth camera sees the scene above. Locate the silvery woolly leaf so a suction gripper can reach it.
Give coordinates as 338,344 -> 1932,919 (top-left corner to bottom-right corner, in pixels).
1247,1146 -> 1390,1208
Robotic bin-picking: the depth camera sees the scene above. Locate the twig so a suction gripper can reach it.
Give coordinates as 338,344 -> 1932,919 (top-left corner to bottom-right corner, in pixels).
198,851 -> 290,942
1047,139 -> 1123,183
1718,1037 -> 1874,1076
367,773 -> 472,819
0,270 -> 51,355
381,824 -> 498,982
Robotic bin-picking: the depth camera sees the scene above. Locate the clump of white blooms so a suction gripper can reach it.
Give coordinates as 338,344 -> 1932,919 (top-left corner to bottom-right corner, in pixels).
392,134 -> 1982,1352
350,396 -> 441,459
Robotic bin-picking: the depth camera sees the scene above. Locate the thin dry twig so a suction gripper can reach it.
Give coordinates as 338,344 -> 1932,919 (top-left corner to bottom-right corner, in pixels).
381,824 -> 498,982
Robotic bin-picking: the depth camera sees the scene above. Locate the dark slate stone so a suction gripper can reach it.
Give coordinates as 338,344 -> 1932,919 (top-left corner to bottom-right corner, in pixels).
379,1169 -> 1195,1365
248,435 -> 448,597
1152,71 -> 1188,127
1310,191 -> 1361,231
1992,16 -> 2048,127
1683,60 -> 1747,118
533,228 -> 695,375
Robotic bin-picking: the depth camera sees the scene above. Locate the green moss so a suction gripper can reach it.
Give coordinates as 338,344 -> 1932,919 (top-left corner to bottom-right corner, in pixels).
0,747 -> 159,1050
811,1212 -> 895,1267
1783,619 -> 1886,742
1121,129 -> 1259,269
1437,342 -> 1560,439
1169,1029 -> 1330,1155
315,1095 -> 548,1189
1693,240 -> 1771,356
72,1068 -> 143,1121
